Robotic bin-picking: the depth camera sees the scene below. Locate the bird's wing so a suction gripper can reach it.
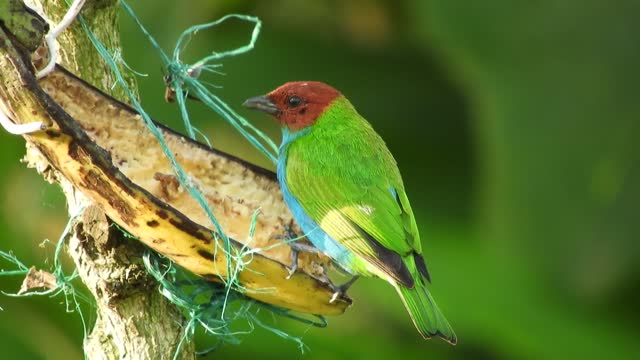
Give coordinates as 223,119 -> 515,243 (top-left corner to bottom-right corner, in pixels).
285,133 -> 423,286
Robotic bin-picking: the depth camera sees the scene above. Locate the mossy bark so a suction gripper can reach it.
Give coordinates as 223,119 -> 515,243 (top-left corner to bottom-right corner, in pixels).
3,1 -> 194,358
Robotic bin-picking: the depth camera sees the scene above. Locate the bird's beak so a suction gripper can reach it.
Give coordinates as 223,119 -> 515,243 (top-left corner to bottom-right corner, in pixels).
242,95 -> 280,116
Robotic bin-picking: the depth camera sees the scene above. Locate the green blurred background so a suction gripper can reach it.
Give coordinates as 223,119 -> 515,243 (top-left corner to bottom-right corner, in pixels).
1,0 -> 639,359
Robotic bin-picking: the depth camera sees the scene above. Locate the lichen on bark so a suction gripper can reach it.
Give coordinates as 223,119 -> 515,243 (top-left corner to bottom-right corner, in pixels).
4,1 -> 194,358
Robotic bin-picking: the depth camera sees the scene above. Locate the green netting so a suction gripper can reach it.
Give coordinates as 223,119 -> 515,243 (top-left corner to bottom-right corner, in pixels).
0,209 -> 91,344
1,0 -> 324,355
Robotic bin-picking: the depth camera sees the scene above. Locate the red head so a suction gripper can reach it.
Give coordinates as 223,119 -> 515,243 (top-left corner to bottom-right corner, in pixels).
243,81 -> 341,131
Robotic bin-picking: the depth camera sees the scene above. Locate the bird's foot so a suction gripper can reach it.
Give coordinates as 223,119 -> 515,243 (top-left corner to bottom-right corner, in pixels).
329,275 -> 360,303
273,224 -> 322,279
286,242 -> 323,279
272,223 -> 299,242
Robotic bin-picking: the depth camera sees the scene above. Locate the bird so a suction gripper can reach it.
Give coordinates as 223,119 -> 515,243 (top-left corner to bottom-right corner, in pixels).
243,81 -> 456,344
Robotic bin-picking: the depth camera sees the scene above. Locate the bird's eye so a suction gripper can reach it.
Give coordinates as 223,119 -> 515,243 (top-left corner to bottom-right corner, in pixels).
287,96 -> 302,108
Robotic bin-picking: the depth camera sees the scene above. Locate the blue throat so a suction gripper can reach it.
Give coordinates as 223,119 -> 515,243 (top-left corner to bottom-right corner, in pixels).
277,127 -> 355,271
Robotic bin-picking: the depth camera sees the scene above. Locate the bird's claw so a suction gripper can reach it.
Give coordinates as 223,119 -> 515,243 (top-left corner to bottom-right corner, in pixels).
285,246 -> 299,279
329,275 -> 360,303
272,223 -> 298,241
286,241 -> 323,278
273,224 -> 323,279
329,291 -> 340,304
272,224 -> 302,279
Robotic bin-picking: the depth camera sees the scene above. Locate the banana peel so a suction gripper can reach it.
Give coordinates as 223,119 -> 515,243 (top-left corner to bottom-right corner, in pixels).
0,25 -> 351,315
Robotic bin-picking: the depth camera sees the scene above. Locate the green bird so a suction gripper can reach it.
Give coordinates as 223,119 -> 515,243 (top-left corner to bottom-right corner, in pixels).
243,81 -> 456,344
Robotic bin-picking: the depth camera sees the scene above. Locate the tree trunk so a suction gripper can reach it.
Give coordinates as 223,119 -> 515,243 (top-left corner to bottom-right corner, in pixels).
9,1 -> 194,358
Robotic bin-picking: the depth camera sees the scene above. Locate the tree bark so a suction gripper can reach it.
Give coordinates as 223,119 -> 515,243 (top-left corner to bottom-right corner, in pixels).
16,1 -> 194,358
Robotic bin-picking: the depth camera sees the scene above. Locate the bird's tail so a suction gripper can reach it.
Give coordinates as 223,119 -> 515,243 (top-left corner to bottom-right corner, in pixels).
393,266 -> 457,345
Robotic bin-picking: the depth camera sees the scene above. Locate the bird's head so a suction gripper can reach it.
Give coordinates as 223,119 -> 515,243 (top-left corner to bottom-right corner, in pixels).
243,81 -> 341,131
